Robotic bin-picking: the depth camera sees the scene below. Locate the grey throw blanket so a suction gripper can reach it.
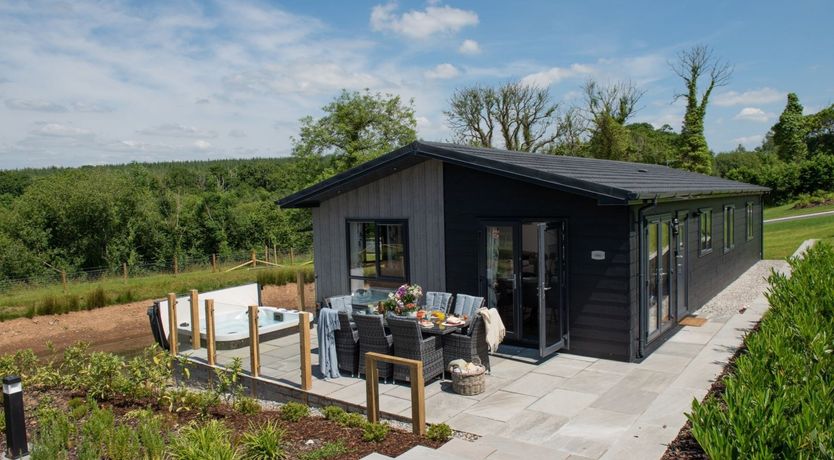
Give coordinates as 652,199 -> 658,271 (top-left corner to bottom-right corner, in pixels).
317,308 -> 341,379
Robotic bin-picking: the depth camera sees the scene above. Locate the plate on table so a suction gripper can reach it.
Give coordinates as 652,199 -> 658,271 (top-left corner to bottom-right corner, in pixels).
420,320 -> 434,328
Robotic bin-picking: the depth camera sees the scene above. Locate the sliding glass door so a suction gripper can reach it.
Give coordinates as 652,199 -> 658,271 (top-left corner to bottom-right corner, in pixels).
645,216 -> 676,339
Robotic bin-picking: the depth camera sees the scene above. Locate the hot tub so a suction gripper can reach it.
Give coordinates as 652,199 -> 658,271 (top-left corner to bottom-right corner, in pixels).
148,284 -> 301,350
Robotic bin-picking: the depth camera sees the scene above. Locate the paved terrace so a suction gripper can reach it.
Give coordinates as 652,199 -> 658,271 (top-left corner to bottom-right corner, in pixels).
185,260 -> 788,460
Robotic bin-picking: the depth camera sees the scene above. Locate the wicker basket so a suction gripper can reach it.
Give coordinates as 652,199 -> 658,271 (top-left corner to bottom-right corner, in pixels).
450,359 -> 486,396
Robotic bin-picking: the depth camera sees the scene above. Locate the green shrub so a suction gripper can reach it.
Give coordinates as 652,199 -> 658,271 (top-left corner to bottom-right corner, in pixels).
169,420 -> 239,460
38,295 -> 61,315
279,402 -> 309,422
256,265 -> 314,287
322,405 -> 345,422
240,420 -> 287,460
340,412 -> 367,428
86,286 -> 109,309
362,422 -> 389,442
66,294 -> 80,312
78,404 -> 115,458
299,441 -> 349,460
427,423 -> 453,442
0,348 -> 38,380
688,243 -> 834,458
133,411 -> 165,460
106,424 -> 141,460
31,406 -> 73,459
234,396 -> 261,415
114,288 -> 137,304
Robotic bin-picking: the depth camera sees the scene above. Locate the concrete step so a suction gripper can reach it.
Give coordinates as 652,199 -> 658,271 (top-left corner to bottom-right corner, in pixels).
469,434 -> 570,460
396,445 -> 472,460
358,453 -> 395,460
438,437 -> 498,459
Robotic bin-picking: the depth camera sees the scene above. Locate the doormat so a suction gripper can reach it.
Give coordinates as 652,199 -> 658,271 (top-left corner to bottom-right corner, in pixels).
679,316 -> 707,327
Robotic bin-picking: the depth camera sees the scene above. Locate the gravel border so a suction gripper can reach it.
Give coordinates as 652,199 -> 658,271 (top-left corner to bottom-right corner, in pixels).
693,260 -> 789,321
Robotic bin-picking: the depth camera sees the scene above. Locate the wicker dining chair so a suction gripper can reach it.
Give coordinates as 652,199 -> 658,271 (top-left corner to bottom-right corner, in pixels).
327,295 -> 354,318
443,313 -> 490,371
334,311 -> 359,376
452,294 -> 484,319
354,314 -> 394,381
424,291 -> 453,314
386,316 -> 444,383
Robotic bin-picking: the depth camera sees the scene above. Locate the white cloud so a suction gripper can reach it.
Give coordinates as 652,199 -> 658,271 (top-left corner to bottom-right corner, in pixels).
424,63 -> 459,80
733,107 -> 772,123
137,123 -> 218,138
6,99 -> 68,112
458,39 -> 480,55
32,123 -> 94,138
520,64 -> 593,87
714,87 -> 785,107
194,140 -> 212,150
228,129 -> 246,138
732,134 -> 764,147
370,2 -> 478,40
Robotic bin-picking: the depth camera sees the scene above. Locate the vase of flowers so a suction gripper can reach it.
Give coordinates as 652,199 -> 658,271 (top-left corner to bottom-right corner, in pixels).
382,283 -> 423,316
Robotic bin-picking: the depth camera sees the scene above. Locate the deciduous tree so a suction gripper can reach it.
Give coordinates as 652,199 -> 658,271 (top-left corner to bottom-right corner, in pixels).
671,45 -> 733,174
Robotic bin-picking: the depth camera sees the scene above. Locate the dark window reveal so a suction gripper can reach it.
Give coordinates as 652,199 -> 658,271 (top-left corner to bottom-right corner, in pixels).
699,209 -> 713,255
347,220 -> 408,291
746,202 -> 754,241
724,206 -> 735,252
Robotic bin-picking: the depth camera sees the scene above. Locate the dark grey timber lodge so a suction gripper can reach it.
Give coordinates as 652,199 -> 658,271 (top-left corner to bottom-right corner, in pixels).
279,141 -> 768,362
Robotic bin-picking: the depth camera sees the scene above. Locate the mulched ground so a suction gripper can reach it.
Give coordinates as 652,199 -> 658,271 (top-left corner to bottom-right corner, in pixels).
1,386 -> 442,459
661,322 -> 760,459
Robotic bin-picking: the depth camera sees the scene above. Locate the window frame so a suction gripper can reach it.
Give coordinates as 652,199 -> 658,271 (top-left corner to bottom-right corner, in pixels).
698,208 -> 713,256
345,219 -> 410,290
746,202 -> 755,241
723,205 -> 735,253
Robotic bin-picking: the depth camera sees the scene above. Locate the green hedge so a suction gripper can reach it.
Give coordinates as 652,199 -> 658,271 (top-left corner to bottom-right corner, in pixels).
688,243 -> 834,458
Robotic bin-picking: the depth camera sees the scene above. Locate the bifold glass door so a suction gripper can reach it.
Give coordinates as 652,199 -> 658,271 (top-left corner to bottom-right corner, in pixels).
483,221 -> 567,356
645,217 -> 676,338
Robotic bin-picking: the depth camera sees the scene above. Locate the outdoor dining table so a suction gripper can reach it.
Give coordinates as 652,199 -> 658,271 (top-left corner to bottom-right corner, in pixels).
418,320 -> 470,336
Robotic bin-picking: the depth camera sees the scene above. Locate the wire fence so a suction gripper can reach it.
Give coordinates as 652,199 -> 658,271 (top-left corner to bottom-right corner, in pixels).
0,247 -> 312,293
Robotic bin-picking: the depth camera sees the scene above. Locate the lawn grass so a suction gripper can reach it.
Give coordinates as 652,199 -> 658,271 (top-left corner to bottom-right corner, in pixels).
764,214 -> 834,259
0,259 -> 313,321
763,201 -> 834,220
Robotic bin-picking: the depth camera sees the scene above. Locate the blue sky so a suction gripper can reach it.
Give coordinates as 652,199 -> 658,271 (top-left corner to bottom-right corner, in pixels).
0,0 -> 832,169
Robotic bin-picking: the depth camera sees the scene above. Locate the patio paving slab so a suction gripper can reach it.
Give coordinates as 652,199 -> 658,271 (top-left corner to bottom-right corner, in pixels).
501,371 -> 565,397
526,388 -> 598,417
462,390 -> 538,422
557,369 -> 625,395
502,409 -> 569,444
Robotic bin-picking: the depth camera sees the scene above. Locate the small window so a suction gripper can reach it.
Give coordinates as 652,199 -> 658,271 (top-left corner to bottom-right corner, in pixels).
746,202 -> 754,241
724,205 -> 735,252
347,220 -> 408,291
698,209 -> 713,255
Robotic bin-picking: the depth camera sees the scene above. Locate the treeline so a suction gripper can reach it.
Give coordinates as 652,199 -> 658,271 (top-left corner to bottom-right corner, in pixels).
715,95 -> 834,204
0,158 -> 317,281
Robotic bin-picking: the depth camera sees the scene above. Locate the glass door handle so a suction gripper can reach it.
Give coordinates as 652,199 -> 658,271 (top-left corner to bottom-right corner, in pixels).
542,286 -> 552,291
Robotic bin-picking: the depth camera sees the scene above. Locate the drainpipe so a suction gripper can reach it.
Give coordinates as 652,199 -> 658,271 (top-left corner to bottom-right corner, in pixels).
635,195 -> 658,359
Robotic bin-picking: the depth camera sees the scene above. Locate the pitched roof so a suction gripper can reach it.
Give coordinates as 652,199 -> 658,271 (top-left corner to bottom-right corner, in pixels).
278,141 -> 769,207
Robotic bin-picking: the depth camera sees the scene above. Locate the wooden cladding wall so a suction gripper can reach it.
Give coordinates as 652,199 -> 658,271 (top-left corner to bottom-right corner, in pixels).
442,164 -> 633,361
310,160 -> 446,303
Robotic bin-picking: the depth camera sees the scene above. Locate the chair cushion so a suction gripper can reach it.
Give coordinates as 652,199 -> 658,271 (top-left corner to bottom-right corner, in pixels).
328,295 -> 354,319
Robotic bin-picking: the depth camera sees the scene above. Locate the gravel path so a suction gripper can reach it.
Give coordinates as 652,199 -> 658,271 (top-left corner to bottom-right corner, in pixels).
693,260 -> 790,321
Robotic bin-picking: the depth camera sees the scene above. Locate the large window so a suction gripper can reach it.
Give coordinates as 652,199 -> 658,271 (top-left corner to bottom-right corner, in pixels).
724,205 -> 735,252
347,220 -> 408,291
698,208 -> 713,255
746,202 -> 754,241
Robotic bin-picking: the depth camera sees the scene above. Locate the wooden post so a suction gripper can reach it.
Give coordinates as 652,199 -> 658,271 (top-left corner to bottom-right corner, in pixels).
264,244 -> 269,263
298,312 -> 312,390
296,270 -> 306,312
248,305 -> 261,377
273,244 -> 278,265
122,263 -> 128,283
167,293 -> 178,355
251,250 -> 257,268
211,254 -> 217,272
173,257 -> 179,275
205,299 -> 216,366
190,289 -> 200,350
60,270 -> 68,294
364,353 -> 425,435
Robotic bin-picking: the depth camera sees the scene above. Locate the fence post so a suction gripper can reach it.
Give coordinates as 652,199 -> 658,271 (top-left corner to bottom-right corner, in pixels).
61,270 -> 68,294
296,270 -> 306,313
167,293 -> 178,355
264,244 -> 269,263
248,305 -> 261,378
298,312 -> 312,391
211,254 -> 217,273
205,299 -> 216,366
122,263 -> 128,283
190,289 -> 200,350
273,244 -> 278,265
173,257 -> 179,275
3,375 -> 29,458
251,250 -> 257,268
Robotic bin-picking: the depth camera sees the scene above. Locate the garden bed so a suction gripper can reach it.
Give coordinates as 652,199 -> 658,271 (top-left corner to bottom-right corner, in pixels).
0,344 -> 447,459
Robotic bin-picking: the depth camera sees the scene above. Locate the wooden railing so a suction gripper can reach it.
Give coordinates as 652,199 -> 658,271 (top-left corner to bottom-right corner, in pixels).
364,352 -> 426,435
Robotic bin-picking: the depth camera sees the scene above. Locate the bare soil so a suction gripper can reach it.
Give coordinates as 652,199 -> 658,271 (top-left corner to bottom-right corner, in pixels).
0,283 -> 316,358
